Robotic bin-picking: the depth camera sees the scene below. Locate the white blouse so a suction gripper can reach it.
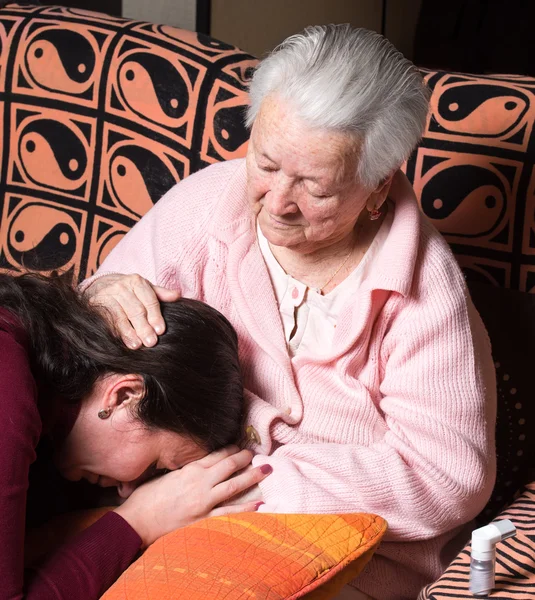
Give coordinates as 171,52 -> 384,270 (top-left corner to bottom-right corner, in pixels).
257,207 -> 393,357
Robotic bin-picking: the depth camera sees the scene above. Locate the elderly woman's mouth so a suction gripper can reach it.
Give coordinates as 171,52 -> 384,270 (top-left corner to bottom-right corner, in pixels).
267,214 -> 300,228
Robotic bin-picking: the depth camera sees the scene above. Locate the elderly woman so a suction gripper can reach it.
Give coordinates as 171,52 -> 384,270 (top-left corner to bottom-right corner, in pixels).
83,25 -> 496,600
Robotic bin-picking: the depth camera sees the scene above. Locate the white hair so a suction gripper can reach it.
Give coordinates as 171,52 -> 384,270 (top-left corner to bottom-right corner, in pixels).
246,25 -> 430,189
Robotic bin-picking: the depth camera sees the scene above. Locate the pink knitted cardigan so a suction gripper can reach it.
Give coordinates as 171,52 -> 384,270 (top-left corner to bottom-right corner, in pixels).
88,159 -> 496,600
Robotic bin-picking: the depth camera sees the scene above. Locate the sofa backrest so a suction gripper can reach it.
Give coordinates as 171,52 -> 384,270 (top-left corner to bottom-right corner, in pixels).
411,70 -> 535,293
0,4 -> 254,281
0,4 -> 534,293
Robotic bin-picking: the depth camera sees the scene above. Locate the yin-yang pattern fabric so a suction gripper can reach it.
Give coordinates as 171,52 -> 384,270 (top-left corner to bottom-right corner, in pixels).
406,70 -> 535,293
0,3 -> 255,282
1,5 -> 534,293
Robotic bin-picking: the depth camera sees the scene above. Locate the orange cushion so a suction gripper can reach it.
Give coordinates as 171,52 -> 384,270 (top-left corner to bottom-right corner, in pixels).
101,512 -> 386,600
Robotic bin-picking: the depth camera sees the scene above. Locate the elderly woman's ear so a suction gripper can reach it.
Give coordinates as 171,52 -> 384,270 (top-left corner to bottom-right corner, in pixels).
365,173 -> 395,214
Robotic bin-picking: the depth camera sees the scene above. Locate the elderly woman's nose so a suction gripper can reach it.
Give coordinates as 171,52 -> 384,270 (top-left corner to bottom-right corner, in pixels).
265,180 -> 298,215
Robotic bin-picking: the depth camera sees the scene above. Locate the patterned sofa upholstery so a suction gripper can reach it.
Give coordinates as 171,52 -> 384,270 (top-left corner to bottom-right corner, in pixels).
410,71 -> 535,293
0,3 -> 534,596
0,2 -> 255,281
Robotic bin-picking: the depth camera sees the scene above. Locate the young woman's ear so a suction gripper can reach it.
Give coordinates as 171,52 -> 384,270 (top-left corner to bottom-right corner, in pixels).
99,374 -> 145,417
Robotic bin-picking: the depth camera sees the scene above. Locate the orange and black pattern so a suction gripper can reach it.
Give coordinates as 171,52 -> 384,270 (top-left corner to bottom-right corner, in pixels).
1,7 -> 534,292
407,70 -> 535,293
419,482 -> 535,599
0,3 -> 256,281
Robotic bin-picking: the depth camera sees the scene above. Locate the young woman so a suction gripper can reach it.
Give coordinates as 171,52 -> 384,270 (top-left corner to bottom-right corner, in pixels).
0,272 -> 271,599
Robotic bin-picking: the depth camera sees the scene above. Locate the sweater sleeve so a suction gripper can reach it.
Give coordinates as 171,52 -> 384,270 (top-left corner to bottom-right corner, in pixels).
252,255 -> 497,542
0,328 -> 142,600
26,513 -> 141,599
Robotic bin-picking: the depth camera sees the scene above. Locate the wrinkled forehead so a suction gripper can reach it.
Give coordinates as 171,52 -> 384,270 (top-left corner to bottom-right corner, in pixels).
251,96 -> 361,182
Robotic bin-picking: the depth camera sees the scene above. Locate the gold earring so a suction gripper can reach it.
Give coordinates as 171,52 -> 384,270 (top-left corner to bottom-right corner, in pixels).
368,206 -> 382,221
98,408 -> 110,420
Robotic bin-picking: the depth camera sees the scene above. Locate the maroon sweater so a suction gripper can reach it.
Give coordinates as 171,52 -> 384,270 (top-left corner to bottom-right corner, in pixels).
0,308 -> 141,599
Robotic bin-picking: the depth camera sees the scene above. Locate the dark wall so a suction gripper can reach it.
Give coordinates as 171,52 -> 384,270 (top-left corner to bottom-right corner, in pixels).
414,0 -> 535,76
39,0 -> 121,16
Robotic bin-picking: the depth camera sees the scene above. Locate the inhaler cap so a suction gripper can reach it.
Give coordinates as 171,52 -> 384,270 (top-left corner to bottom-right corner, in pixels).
471,519 -> 516,561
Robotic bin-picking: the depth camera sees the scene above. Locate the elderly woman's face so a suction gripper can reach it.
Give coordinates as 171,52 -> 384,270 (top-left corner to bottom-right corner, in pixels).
246,96 -> 370,252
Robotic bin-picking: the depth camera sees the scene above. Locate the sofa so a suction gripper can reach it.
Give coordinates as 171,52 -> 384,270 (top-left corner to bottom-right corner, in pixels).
0,3 -> 534,599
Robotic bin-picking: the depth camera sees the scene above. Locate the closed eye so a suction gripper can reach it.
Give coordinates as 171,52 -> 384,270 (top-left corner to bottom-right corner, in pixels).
309,190 -> 333,199
148,462 -> 171,479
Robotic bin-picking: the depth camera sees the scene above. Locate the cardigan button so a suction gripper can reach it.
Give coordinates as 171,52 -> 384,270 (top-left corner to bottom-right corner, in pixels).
245,425 -> 261,444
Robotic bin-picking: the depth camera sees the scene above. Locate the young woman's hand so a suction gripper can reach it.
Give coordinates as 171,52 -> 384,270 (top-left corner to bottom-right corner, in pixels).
114,446 -> 271,547
84,273 -> 177,349
217,463 -> 264,506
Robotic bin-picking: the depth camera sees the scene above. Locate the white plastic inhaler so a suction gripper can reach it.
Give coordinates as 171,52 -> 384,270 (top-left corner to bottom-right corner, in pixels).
470,519 -> 516,596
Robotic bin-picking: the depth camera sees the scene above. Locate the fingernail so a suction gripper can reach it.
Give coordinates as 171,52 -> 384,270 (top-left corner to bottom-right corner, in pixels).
154,324 -> 164,334
260,464 -> 272,475
145,336 -> 157,346
127,339 -> 140,349
254,501 -> 265,511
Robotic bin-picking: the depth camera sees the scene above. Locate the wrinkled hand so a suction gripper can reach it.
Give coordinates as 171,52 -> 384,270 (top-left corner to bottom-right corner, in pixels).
84,273 -> 179,348
114,447 -> 270,547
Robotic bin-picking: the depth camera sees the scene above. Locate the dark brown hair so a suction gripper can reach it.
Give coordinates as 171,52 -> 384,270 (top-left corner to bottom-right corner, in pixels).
0,273 -> 244,452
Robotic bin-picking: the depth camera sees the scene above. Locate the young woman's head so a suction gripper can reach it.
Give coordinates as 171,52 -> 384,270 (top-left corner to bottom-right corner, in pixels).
0,273 -> 244,496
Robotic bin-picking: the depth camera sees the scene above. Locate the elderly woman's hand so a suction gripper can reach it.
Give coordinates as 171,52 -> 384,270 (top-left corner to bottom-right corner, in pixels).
84,274 -> 179,348
114,446 -> 270,548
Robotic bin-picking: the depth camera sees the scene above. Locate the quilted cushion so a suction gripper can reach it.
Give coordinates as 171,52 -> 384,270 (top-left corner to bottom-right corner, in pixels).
99,512 -> 386,600
418,482 -> 535,599
0,3 -> 256,282
25,510 -> 386,599
405,71 -> 535,292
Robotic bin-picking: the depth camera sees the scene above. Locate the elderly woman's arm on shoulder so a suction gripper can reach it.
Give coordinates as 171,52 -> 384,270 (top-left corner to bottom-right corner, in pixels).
251,240 -> 496,542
